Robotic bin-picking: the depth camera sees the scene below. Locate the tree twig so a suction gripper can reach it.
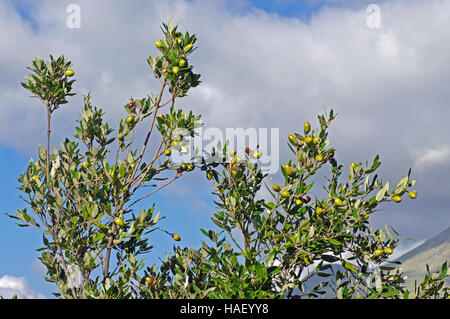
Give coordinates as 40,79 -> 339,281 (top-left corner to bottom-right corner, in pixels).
123,173 -> 181,212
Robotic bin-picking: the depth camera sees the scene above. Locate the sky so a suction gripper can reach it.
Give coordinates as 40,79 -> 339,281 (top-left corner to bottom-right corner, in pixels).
0,0 -> 449,298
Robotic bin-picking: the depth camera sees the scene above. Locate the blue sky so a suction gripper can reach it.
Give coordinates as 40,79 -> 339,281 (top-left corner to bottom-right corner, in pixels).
1,0 -> 450,298
244,0 -> 325,18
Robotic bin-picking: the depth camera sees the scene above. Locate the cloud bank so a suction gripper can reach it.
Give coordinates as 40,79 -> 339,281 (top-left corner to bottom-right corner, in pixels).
0,275 -> 45,299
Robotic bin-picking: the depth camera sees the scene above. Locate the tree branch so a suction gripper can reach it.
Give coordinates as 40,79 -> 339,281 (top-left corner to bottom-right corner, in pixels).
123,173 -> 181,212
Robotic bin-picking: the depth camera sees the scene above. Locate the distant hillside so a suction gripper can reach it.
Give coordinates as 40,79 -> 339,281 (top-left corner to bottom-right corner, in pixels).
397,226 -> 450,290
397,227 -> 450,262
292,226 -> 450,297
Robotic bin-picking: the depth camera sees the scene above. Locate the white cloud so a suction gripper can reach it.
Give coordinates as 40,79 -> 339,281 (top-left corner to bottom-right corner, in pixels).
376,32 -> 400,58
0,275 -> 45,299
413,145 -> 450,172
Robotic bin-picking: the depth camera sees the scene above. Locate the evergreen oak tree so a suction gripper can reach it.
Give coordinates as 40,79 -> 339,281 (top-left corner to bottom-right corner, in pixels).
7,20 -> 449,299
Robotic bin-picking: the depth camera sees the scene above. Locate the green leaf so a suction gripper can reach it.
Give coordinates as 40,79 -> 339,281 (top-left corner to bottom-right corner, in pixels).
395,175 -> 408,192
364,175 -> 370,191
343,262 -> 358,274
329,238 -> 342,246
22,210 -> 31,223
385,225 -> 394,241
94,232 -> 106,243
208,230 -> 218,243
266,249 -> 277,266
379,265 -> 398,271
367,289 -> 381,299
382,289 -> 400,297
321,254 -> 339,263
366,155 -> 381,173
376,182 -> 389,202
262,202 -> 275,211
315,272 -> 332,278
152,211 -> 160,224
439,262 -> 448,280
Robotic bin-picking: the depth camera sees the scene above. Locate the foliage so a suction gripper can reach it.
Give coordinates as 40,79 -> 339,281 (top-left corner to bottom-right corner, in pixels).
7,20 -> 449,299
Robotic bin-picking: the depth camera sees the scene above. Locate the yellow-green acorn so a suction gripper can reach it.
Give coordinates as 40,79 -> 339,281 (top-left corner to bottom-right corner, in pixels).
304,122 -> 311,134
65,69 -> 74,77
280,190 -> 290,198
409,191 -> 417,199
375,249 -> 384,256
285,167 -> 294,176
114,217 -> 125,226
145,276 -> 155,285
288,134 -> 297,144
393,195 -> 402,203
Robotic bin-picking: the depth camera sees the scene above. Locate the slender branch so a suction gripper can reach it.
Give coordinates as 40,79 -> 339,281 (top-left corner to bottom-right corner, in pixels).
52,229 -> 78,298
45,102 -> 78,298
104,219 -> 117,279
130,79 -> 167,182
126,127 -> 136,160
129,91 -> 176,189
123,173 -> 181,212
256,198 -> 281,249
129,140 -> 165,193
103,181 -> 123,280
46,105 -> 52,183
241,221 -> 249,251
158,98 -> 174,108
